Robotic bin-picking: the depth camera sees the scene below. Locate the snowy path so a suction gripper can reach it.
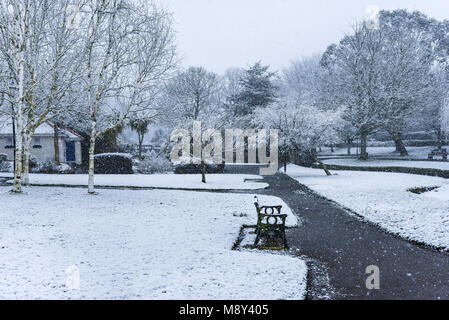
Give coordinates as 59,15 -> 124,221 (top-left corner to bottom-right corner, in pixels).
0,187 -> 305,299
255,173 -> 449,300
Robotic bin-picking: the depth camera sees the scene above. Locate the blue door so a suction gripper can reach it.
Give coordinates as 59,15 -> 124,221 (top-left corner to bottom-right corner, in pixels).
65,141 -> 76,162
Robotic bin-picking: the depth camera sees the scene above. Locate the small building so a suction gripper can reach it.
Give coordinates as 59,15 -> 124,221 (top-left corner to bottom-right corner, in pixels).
0,118 -> 83,165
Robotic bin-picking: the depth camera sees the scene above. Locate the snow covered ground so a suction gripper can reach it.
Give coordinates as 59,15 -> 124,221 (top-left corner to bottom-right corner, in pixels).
0,173 -> 268,190
322,158 -> 449,170
425,185 -> 449,202
285,165 -> 449,250
319,146 -> 449,159
0,187 -> 305,299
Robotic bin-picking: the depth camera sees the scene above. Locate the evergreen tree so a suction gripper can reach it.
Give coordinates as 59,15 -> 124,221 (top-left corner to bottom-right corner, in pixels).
233,62 -> 278,117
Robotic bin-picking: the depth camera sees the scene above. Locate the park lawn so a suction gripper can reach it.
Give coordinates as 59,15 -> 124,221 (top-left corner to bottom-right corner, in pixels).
0,173 -> 268,190
319,146 -> 449,159
0,186 -> 305,299
286,164 -> 449,250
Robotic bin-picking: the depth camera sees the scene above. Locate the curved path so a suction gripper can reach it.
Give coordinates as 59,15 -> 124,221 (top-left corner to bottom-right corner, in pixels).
256,173 -> 449,300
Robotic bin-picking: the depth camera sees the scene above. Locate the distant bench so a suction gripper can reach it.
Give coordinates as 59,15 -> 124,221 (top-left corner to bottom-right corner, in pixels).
428,148 -> 448,161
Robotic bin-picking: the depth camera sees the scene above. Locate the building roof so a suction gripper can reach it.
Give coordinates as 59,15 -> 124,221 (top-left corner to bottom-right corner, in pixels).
0,117 -> 82,141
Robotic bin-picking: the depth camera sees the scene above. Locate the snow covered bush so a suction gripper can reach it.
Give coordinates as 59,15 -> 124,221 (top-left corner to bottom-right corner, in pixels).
0,154 -> 11,172
254,102 -> 341,167
32,160 -> 73,174
94,153 -> 133,174
174,156 -> 225,174
136,151 -> 173,174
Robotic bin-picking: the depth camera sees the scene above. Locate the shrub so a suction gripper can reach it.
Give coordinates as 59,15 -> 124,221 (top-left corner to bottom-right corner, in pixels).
0,154 -> 11,172
174,157 -> 224,174
29,156 -> 39,170
136,150 -> 172,174
94,153 -> 133,174
32,159 -> 73,174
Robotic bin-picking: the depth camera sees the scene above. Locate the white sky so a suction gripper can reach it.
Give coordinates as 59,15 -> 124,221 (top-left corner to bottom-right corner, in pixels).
165,0 -> 449,74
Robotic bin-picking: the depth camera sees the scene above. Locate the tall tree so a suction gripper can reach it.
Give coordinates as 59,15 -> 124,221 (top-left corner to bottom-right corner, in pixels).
321,23 -> 384,160
253,99 -> 340,175
163,66 -> 223,183
130,116 -> 151,159
376,10 -> 435,156
232,62 -> 278,123
80,0 -> 176,194
0,1 -> 31,192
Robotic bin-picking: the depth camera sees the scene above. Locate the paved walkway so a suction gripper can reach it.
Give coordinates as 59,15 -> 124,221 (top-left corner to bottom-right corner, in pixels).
257,173 -> 449,300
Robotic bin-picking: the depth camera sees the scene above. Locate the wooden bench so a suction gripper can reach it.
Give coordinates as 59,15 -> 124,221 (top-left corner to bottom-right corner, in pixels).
428,148 -> 448,161
254,196 -> 289,250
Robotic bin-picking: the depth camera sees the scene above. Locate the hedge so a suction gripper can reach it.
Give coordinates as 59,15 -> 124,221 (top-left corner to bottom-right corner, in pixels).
174,163 -> 225,174
312,163 -> 449,179
94,153 -> 133,174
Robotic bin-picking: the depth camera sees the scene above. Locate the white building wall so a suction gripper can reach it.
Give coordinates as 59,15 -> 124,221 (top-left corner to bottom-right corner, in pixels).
75,141 -> 82,164
0,136 -> 82,164
0,137 -> 14,160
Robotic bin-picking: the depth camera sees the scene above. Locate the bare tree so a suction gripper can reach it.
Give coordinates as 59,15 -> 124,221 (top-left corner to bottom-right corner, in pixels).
164,66 -> 223,183
0,1 -> 30,193
80,0 -> 176,193
321,23 -> 384,160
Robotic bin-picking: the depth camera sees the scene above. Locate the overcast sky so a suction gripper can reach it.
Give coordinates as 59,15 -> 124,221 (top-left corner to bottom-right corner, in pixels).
165,0 -> 449,74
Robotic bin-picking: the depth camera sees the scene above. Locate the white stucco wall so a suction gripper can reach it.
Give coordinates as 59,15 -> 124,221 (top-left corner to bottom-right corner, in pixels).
0,136 -> 82,165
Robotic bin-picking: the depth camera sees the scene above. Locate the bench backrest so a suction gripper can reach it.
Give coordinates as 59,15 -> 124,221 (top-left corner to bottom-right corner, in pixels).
254,196 -> 286,226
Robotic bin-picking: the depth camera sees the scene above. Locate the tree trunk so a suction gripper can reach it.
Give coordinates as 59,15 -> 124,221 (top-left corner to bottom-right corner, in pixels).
347,142 -> 352,155
392,133 -> 408,156
22,136 -> 32,186
359,132 -> 368,160
88,123 -> 96,194
436,128 -> 443,150
201,160 -> 206,183
54,124 -> 60,165
311,147 -> 332,176
315,158 -> 332,176
138,132 -> 144,160
12,118 -> 23,193
12,60 -> 25,192
283,152 -> 287,173
330,145 -> 334,153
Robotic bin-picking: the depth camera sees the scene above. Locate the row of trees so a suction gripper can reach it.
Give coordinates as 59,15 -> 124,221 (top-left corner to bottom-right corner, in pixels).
320,10 -> 449,159
161,10 -> 449,176
2,5 -> 449,191
0,0 -> 176,193
229,10 -> 449,165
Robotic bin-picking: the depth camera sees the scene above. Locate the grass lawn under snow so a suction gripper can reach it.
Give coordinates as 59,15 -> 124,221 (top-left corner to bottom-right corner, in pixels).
285,164 -> 449,250
322,158 -> 449,170
0,173 -> 268,190
319,146 -> 449,159
0,187 -> 306,299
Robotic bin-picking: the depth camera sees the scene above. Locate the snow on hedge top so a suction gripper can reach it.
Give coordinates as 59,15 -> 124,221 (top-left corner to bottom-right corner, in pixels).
172,156 -> 220,166
4,173 -> 269,190
94,153 -> 133,159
